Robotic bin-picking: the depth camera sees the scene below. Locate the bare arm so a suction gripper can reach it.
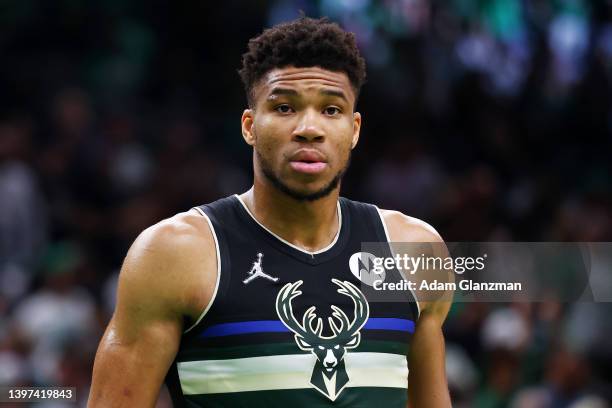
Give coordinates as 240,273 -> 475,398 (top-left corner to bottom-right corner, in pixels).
88,211 -> 216,407
407,297 -> 451,408
381,210 -> 453,408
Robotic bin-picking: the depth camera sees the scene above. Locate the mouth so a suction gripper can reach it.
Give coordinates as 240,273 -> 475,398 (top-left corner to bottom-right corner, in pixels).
289,160 -> 327,174
289,150 -> 328,174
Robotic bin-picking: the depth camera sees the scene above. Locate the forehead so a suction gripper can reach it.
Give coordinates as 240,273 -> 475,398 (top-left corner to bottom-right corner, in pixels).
255,66 -> 355,101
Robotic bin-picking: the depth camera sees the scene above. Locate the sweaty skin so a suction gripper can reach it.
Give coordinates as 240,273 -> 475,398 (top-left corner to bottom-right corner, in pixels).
88,211 -> 215,407
88,66 -> 452,407
383,211 -> 453,408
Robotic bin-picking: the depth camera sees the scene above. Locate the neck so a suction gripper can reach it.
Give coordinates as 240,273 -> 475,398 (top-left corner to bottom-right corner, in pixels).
239,180 -> 340,253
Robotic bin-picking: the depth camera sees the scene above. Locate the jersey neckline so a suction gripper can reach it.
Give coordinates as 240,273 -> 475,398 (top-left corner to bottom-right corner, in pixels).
233,194 -> 350,265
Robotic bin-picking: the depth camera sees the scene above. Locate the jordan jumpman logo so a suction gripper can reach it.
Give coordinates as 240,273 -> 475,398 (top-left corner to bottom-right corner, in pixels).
243,253 -> 279,284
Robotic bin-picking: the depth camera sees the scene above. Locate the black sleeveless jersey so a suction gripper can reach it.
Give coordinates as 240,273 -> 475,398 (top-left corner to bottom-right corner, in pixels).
165,195 -> 419,407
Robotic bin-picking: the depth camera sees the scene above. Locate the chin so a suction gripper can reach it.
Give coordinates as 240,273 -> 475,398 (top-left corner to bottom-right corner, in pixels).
261,161 -> 343,202
277,180 -> 338,202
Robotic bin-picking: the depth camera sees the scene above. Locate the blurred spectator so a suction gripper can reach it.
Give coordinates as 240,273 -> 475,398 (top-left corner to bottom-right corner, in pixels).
0,116 -> 47,303
12,242 -> 96,385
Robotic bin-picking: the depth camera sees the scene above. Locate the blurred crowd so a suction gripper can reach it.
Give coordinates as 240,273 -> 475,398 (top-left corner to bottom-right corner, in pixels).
0,1 -> 611,407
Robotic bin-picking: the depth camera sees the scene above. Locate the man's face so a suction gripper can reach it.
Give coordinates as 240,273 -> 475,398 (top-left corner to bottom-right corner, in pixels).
241,66 -> 361,201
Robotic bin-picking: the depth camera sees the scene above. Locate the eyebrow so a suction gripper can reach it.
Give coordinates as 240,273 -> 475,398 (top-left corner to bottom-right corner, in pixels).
266,87 -> 349,103
320,89 -> 348,102
267,87 -> 298,99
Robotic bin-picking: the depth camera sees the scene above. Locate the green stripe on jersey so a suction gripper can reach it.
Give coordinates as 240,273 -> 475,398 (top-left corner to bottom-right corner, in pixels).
177,352 -> 408,395
177,340 -> 409,362
183,387 -> 407,408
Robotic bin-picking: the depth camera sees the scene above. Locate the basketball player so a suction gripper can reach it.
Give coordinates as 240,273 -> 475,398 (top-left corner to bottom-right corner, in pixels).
89,17 -> 452,407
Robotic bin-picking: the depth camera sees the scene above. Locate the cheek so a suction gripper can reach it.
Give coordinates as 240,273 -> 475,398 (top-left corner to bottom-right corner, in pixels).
254,117 -> 285,146
253,123 -> 287,165
254,114 -> 292,140
331,134 -> 353,163
336,119 -> 356,148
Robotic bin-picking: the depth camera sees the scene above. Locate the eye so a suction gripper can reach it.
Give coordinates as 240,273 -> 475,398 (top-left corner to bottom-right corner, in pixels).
323,106 -> 341,116
275,104 -> 294,114
318,345 -> 325,350
334,345 -> 340,350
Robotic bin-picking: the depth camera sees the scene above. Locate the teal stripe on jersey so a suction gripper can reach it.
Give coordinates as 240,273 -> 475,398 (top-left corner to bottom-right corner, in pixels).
177,339 -> 409,362
183,387 -> 407,408
177,352 -> 408,395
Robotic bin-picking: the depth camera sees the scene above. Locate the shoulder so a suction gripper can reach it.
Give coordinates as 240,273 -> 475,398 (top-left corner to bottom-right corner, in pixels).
118,209 -> 217,322
124,209 -> 216,278
378,209 -> 452,320
132,209 -> 215,257
341,198 -> 441,242
378,209 -> 443,244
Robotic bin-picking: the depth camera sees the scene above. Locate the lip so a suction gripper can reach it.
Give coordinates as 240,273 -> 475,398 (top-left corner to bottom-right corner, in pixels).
290,149 -> 327,163
289,149 -> 328,174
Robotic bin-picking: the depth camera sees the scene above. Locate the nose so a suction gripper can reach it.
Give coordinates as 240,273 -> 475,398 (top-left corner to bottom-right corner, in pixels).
323,349 -> 337,367
292,108 -> 325,143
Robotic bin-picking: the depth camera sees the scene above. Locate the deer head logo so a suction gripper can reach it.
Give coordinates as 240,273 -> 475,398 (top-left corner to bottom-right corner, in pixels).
275,279 -> 369,401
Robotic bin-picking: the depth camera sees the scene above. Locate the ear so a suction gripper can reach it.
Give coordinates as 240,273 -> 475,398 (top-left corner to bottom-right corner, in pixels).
295,336 -> 313,351
345,332 -> 360,349
351,112 -> 361,150
242,109 -> 256,146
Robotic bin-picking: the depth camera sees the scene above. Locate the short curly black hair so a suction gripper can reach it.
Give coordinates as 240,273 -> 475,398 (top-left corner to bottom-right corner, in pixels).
239,16 -> 366,107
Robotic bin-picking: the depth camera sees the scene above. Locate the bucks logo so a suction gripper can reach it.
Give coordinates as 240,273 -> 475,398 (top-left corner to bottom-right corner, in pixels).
275,279 -> 369,401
